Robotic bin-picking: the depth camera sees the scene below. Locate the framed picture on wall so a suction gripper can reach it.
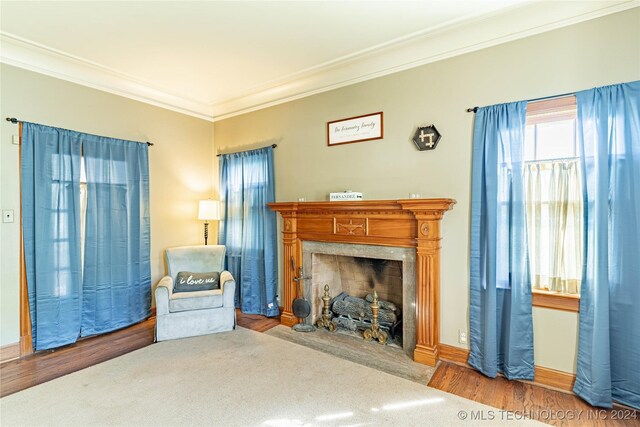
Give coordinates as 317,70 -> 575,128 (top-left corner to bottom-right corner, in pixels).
327,112 -> 383,146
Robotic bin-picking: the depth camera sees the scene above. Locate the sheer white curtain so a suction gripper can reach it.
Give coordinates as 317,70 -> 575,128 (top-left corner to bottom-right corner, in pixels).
525,159 -> 583,294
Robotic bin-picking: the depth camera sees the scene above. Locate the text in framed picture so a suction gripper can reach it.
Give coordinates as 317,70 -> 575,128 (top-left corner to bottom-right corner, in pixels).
327,112 -> 383,146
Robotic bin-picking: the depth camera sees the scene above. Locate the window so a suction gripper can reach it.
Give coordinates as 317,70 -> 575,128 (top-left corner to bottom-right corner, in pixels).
51,157 -> 89,282
525,96 -> 582,311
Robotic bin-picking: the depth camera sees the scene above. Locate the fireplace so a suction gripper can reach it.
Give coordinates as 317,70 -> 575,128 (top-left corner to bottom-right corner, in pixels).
302,241 -> 416,356
269,199 -> 455,366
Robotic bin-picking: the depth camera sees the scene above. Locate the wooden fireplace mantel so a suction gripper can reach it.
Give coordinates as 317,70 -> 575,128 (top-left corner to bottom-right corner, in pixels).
268,198 -> 456,366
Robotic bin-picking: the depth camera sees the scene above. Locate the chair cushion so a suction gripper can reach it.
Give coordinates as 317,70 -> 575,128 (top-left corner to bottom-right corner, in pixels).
169,289 -> 224,312
174,271 -> 220,293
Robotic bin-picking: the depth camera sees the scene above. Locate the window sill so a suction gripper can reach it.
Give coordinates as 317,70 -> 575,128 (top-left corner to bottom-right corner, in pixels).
532,289 -> 580,312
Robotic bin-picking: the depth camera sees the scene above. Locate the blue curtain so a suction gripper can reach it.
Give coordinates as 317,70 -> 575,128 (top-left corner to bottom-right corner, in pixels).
468,101 -> 534,380
21,123 -> 151,349
81,137 -> 151,336
22,123 -> 83,350
219,147 -> 279,317
574,81 -> 640,409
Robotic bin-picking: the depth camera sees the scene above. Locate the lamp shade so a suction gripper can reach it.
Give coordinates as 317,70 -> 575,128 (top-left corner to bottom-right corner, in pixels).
198,200 -> 220,221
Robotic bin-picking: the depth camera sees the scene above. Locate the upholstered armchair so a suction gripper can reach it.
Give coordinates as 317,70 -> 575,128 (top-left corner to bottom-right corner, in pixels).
155,245 -> 236,341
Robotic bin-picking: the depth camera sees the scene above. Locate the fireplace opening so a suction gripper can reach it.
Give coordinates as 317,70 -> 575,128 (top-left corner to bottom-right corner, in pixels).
301,241 -> 416,356
310,254 -> 404,346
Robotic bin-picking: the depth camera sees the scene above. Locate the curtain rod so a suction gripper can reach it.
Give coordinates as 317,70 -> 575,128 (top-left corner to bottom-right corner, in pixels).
216,143 -> 277,157
466,91 -> 576,113
5,117 -> 154,146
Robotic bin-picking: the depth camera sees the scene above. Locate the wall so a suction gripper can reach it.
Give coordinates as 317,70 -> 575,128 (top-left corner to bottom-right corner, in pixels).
213,9 -> 640,374
0,64 -> 215,347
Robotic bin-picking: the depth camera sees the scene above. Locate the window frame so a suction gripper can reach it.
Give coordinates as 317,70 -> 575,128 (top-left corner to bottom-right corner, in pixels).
526,95 -> 580,313
532,289 -> 580,312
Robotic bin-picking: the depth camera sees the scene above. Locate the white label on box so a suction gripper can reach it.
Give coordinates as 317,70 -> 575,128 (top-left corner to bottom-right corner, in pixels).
329,192 -> 363,201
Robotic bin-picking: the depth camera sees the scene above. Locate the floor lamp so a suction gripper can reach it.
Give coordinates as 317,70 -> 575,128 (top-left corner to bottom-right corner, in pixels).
198,200 -> 220,245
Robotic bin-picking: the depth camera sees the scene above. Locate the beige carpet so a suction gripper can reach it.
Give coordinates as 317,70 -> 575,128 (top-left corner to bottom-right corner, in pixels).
265,325 -> 436,385
0,327 -> 542,426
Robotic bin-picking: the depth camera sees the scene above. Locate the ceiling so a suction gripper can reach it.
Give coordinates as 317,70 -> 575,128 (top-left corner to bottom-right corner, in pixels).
1,1 -> 637,121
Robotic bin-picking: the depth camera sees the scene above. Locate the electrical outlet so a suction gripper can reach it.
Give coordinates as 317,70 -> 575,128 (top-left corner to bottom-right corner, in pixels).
3,209 -> 15,223
458,329 -> 468,344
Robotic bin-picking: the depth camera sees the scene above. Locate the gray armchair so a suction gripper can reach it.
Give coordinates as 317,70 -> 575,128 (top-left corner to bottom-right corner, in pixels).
155,245 -> 236,341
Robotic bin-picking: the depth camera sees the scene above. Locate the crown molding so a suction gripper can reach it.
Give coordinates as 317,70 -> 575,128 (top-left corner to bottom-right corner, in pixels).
0,33 -> 215,121
211,0 -> 639,121
1,1 -> 637,122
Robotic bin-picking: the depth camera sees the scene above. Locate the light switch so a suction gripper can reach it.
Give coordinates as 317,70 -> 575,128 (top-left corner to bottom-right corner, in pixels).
12,135 -> 20,145
3,210 -> 14,223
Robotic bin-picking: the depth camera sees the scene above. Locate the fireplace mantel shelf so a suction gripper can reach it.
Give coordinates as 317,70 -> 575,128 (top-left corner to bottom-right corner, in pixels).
268,199 -> 455,215
269,198 -> 456,366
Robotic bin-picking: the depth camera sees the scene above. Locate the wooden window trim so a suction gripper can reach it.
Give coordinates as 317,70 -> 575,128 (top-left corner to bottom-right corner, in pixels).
532,289 -> 580,312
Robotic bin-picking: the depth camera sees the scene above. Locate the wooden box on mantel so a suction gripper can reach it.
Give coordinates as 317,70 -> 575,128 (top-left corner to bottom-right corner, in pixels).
268,199 -> 456,366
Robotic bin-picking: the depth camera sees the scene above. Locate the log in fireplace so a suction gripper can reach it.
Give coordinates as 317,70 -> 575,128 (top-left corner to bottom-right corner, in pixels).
269,199 -> 455,366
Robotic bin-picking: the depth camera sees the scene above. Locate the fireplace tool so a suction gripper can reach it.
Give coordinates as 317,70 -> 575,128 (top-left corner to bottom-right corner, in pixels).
316,284 -> 337,332
363,291 -> 389,344
291,257 -> 316,332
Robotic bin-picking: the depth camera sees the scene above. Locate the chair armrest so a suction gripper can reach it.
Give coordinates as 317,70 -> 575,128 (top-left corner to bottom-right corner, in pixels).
155,275 -> 173,316
220,271 -> 236,308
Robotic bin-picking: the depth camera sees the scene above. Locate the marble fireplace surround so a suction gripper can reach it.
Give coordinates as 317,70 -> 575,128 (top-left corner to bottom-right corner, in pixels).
269,199 -> 455,366
302,241 -> 416,357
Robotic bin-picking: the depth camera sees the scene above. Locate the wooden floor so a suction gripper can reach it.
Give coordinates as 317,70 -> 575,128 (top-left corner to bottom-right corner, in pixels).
2,312 -> 637,427
428,362 -> 640,426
